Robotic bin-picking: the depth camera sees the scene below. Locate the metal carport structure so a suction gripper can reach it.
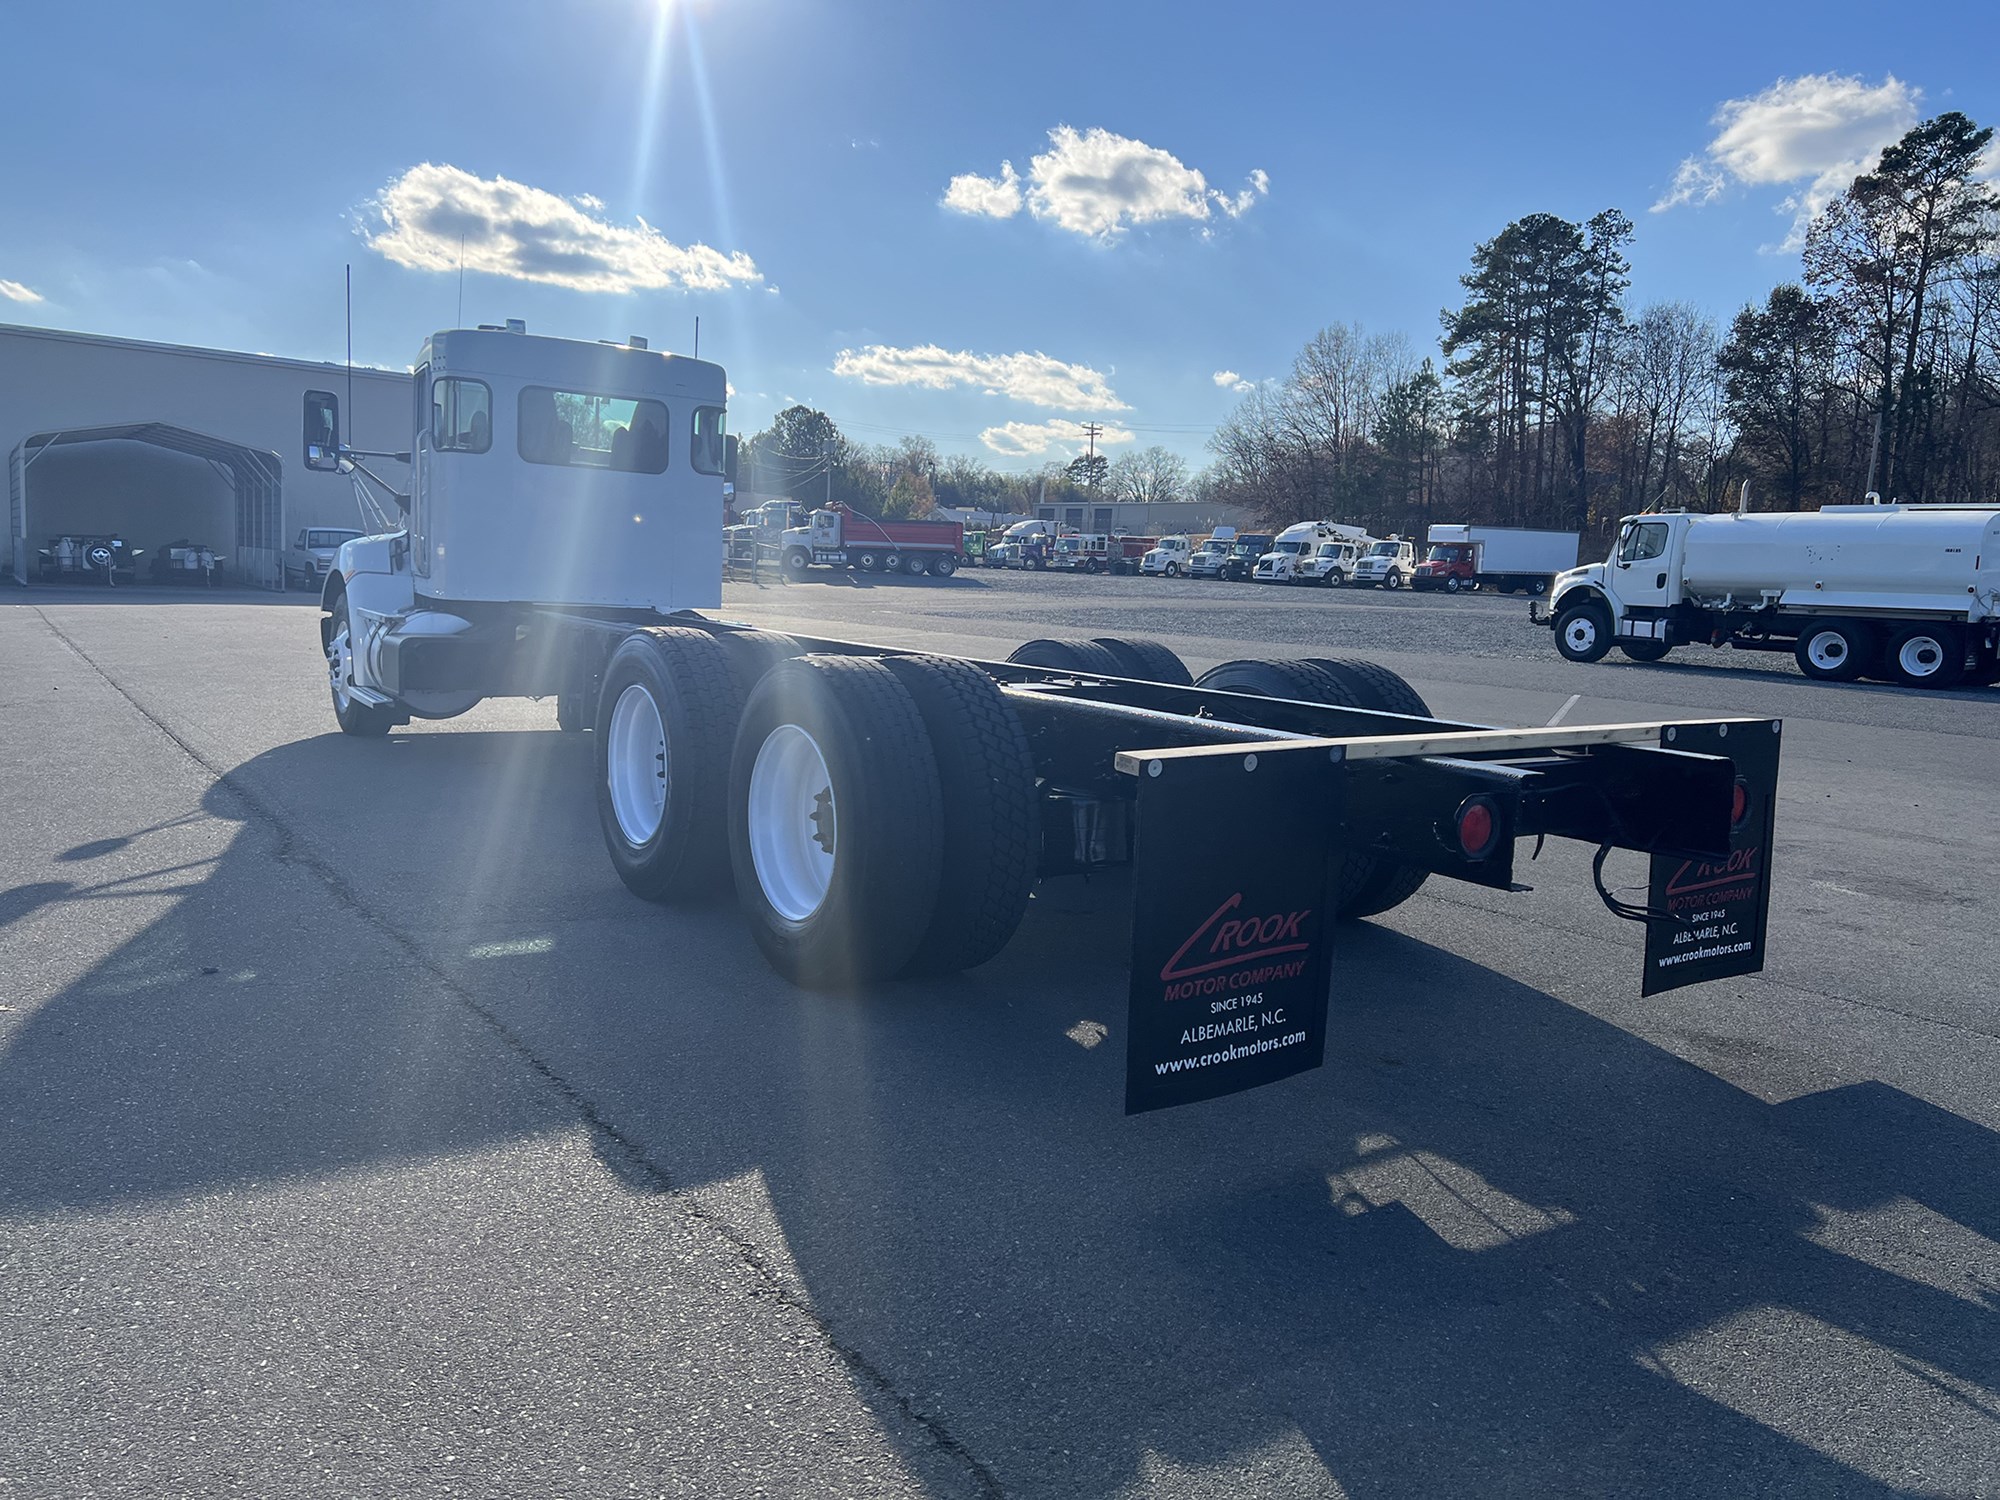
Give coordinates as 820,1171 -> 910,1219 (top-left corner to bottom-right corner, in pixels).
8,422 -> 284,587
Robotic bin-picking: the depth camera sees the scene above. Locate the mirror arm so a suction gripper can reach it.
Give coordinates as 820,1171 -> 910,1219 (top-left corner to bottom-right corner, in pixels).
345,455 -> 413,514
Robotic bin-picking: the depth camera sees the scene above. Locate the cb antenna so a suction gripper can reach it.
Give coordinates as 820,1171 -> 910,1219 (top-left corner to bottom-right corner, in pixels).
345,264 -> 354,448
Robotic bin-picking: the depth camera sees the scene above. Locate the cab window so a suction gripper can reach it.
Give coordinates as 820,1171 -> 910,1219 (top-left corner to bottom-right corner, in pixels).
691,406 -> 728,475
519,387 -> 669,473
1619,522 -> 1669,563
432,378 -> 492,453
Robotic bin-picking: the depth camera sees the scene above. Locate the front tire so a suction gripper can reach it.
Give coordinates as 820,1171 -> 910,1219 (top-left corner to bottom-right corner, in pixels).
782,547 -> 812,582
1165,562 -> 1180,578
326,593 -> 395,737
595,628 -> 742,903
1554,602 -> 1613,663
1444,576 -> 1461,594
729,657 -> 944,987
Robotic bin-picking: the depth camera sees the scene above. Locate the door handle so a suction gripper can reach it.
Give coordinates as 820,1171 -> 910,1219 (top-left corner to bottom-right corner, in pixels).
1655,572 -> 1667,588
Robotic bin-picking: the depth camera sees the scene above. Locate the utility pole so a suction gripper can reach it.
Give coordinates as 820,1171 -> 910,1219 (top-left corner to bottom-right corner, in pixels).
1081,421 -> 1103,480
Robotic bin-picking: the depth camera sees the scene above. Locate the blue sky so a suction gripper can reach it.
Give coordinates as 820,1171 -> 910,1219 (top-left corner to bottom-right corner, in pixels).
1,0 -> 1992,470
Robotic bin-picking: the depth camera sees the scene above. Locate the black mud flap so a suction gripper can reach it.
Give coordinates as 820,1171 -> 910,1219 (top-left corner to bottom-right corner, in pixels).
1124,748 -> 1339,1114
1642,720 -> 1781,995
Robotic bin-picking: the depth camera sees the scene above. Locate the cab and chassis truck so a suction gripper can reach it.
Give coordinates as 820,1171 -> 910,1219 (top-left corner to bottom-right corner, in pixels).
304,325 -> 1784,1113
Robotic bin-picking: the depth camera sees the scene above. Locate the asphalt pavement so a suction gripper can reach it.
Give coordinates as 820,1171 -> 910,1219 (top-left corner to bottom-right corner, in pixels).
3,570 -> 1997,1499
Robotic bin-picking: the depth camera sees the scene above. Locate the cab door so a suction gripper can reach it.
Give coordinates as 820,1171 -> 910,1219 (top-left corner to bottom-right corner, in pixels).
1611,519 -> 1674,610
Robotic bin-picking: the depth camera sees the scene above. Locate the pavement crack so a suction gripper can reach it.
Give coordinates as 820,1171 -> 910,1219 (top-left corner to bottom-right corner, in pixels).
28,607 -> 1007,1499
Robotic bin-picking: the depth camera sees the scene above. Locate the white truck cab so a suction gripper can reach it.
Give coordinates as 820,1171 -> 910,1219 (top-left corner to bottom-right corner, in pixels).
1140,535 -> 1193,576
1298,536 -> 1366,586
1186,528 -> 1236,579
303,324 -> 732,727
1352,537 -> 1416,589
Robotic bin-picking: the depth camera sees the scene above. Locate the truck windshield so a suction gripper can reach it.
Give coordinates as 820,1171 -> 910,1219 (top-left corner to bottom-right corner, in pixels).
1369,542 -> 1399,556
1426,545 -> 1469,563
1277,541 -> 1307,554
1232,541 -> 1262,557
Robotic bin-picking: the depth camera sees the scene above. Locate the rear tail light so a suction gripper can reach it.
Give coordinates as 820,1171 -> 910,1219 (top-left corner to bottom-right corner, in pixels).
1455,796 -> 1500,860
1731,778 -> 1750,830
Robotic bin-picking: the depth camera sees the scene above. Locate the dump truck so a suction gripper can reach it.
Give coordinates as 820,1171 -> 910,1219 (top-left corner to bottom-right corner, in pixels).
302,323 -> 1785,1114
779,503 -> 963,579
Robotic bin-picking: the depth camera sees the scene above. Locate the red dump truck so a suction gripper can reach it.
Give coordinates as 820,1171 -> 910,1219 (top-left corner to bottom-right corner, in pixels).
780,503 -> 965,579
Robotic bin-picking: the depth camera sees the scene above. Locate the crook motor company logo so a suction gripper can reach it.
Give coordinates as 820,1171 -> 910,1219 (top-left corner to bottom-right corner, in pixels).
1663,845 -> 1762,913
1158,892 -> 1314,995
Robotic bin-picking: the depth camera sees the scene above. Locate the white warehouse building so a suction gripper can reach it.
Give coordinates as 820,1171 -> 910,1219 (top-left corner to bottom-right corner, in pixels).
2,322 -> 412,587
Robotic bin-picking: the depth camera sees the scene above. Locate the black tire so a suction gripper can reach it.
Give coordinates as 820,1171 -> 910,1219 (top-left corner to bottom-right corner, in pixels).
1620,640 -> 1672,663
595,628 -> 741,903
1554,601 -> 1613,663
1005,638 -> 1129,676
1297,657 -> 1434,917
1385,571 -> 1404,591
1164,562 -> 1179,578
1088,636 -> 1195,686
782,547 -> 812,582
326,592 -> 396,737
729,656 -> 944,987
1193,656 -> 1349,703
855,550 -> 881,573
1444,575 -> 1462,594
1497,581 -> 1518,595
1191,658 -> 1429,919
1299,657 -> 1434,719
931,552 -> 957,577
1886,624 -> 1965,688
880,656 -> 1038,975
1793,620 -> 1870,682
716,629 -> 807,698
1528,577 -> 1549,596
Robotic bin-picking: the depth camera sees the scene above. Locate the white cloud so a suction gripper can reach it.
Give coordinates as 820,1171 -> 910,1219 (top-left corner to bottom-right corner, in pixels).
1652,74 -> 1922,248
364,163 -> 762,293
0,278 -> 43,303
944,127 -> 1268,240
979,419 -> 1135,458
831,344 -> 1127,411
942,161 -> 1022,218
1212,369 -> 1253,393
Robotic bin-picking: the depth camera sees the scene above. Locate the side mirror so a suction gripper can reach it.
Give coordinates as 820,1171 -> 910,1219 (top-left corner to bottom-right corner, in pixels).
723,433 -> 740,486
304,392 -> 342,472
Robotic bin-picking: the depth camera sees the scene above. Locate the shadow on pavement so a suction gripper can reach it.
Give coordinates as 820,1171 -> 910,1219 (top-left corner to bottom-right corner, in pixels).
2,725 -> 1993,1496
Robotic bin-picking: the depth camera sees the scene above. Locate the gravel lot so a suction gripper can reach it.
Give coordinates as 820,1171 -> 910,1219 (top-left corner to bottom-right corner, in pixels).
3,575 -> 1996,1498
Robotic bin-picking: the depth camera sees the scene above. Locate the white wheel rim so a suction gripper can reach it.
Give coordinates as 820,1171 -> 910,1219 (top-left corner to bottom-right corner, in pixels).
1807,632 -> 1848,671
1564,617 -> 1597,653
606,683 -> 668,846
327,623 -> 353,709
1898,636 -> 1943,678
748,723 -> 836,923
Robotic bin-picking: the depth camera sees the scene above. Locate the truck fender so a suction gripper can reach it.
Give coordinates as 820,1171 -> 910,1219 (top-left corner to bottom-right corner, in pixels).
1550,585 -> 1609,620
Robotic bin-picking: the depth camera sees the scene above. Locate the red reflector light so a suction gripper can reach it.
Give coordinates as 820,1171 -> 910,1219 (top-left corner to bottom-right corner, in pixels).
1456,797 -> 1498,859
1731,780 -> 1750,829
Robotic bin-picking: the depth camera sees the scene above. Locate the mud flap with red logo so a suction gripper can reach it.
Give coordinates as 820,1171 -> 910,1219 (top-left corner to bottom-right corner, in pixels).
1641,720 -> 1781,996
1124,749 -> 1340,1114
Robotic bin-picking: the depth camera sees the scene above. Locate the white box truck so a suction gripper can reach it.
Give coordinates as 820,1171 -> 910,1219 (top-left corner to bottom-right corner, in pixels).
1536,496 -> 2000,687
1416,525 -> 1579,595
